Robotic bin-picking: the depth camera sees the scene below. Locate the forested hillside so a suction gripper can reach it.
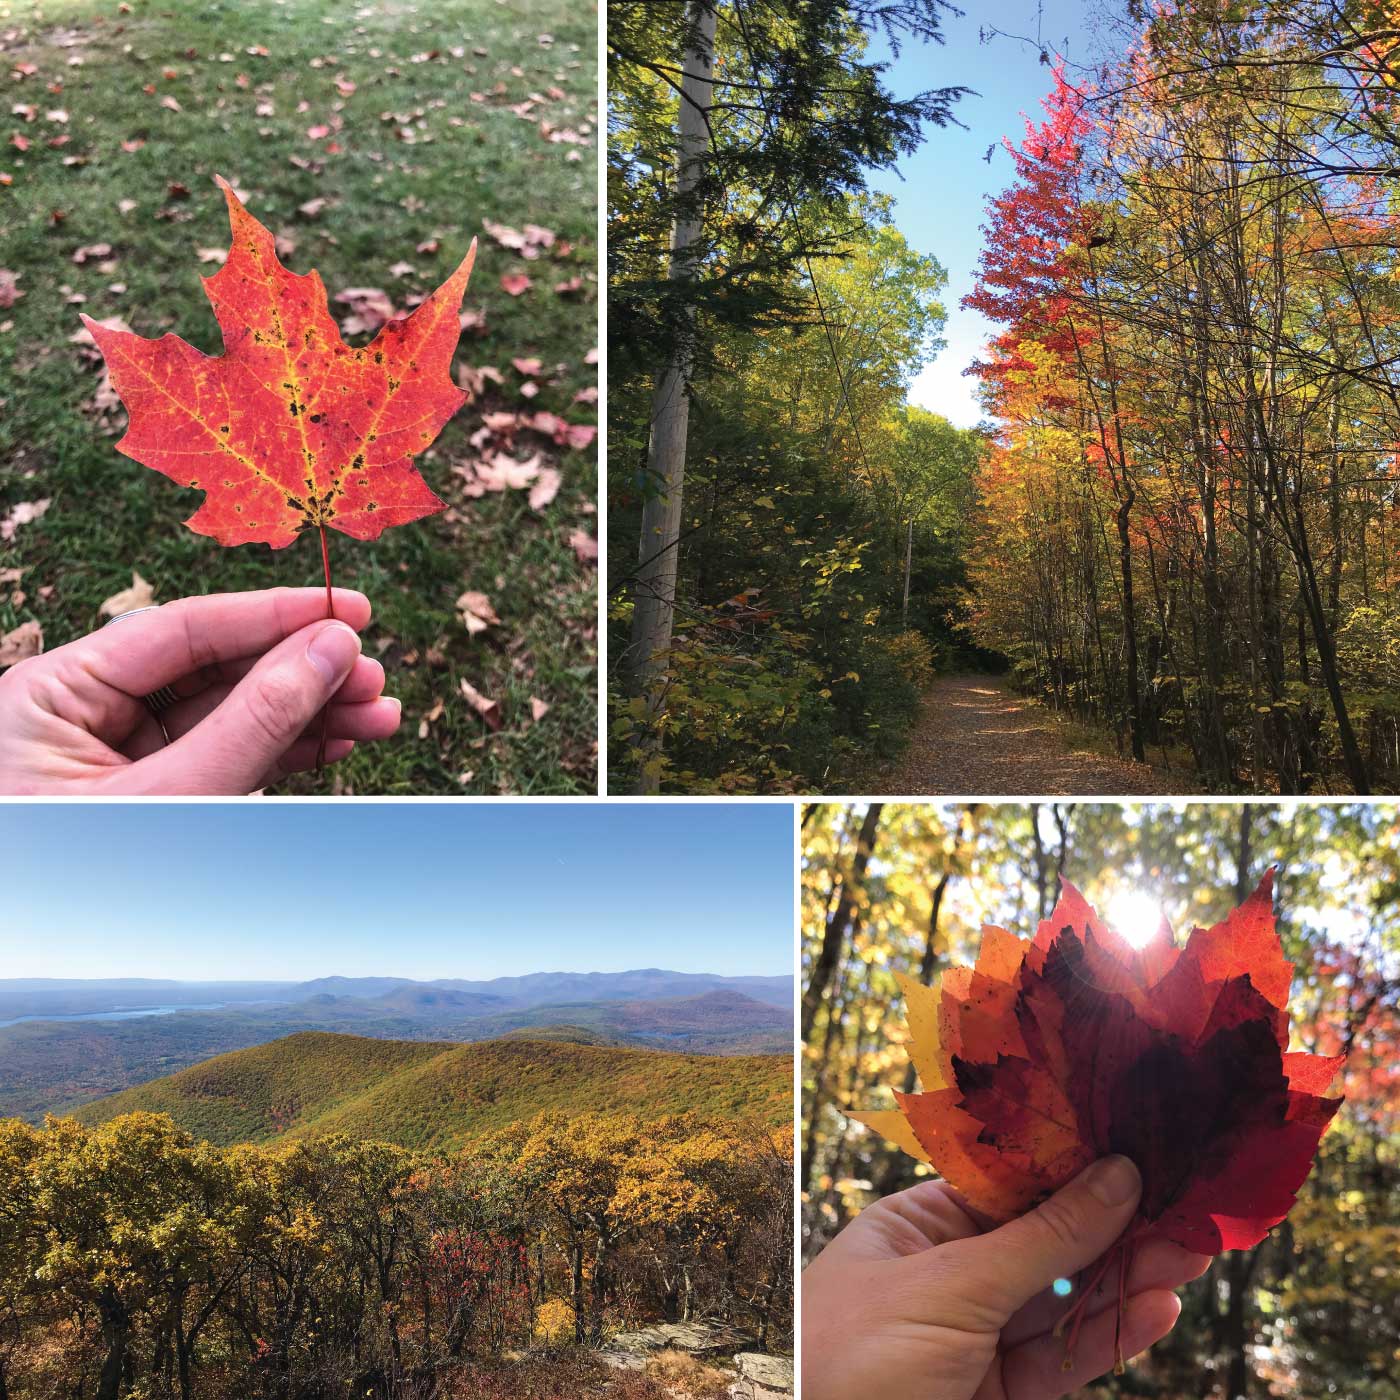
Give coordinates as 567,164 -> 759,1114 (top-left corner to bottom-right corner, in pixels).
802,802 -> 1400,1399
75,1032 -> 793,1148
0,1109 -> 792,1399
0,979 -> 792,1121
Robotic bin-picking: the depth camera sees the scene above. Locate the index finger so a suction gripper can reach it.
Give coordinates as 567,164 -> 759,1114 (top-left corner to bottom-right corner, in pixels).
78,587 -> 372,696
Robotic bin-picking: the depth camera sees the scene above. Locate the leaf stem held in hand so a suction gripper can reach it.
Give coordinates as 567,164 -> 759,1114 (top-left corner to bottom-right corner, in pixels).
315,523 -> 332,772
1054,1226 -> 1140,1375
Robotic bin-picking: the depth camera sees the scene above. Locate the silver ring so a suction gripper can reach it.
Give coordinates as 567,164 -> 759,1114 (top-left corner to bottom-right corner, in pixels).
103,605 -> 162,626
144,685 -> 178,715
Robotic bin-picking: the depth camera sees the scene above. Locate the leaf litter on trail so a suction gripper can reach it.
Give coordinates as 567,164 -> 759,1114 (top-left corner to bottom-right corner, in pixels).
852,872 -> 1342,1373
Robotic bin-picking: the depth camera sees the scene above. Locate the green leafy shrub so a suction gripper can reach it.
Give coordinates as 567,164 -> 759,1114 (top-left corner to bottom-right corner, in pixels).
882,630 -> 936,685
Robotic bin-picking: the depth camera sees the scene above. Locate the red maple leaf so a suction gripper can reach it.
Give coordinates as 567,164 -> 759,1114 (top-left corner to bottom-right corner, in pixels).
852,871 -> 1343,1368
82,175 -> 477,551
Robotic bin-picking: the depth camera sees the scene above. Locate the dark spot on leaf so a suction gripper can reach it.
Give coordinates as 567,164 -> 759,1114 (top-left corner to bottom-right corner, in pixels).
220,424 -> 230,434
374,351 -> 384,364
309,413 -> 322,423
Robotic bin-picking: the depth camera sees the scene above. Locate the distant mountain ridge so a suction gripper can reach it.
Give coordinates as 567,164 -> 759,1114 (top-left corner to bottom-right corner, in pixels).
74,1031 -> 792,1150
0,969 -> 791,1020
0,971 -> 793,1121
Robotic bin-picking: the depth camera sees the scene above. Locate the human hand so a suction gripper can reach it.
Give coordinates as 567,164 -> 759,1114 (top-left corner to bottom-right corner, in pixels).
802,1156 -> 1210,1400
0,587 -> 401,795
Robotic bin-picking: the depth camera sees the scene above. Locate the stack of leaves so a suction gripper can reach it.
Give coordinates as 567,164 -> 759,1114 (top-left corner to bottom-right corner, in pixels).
853,872 -> 1343,1367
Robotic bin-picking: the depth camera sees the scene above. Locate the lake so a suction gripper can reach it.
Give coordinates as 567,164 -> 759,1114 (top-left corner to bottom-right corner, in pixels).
0,1002 -> 235,1028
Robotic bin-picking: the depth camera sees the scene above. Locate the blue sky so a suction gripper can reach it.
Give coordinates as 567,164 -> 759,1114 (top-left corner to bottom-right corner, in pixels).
0,804 -> 795,981
865,0 -> 1092,426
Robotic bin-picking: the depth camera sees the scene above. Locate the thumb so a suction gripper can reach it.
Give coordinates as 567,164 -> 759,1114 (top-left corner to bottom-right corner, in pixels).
137,620 -> 362,794
953,1156 -> 1143,1321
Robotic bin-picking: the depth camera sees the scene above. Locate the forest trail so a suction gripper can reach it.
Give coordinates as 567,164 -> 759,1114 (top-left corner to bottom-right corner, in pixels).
878,674 -> 1194,796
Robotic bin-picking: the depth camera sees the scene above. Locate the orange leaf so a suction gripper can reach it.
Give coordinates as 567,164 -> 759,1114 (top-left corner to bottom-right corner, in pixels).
83,176 -> 477,549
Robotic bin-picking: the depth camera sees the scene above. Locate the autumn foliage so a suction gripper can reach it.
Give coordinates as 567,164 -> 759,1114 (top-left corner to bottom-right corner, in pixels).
83,177 -> 476,549
0,1110 -> 792,1399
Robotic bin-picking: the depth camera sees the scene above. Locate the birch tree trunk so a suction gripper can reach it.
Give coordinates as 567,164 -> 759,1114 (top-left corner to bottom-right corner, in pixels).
626,0 -> 715,793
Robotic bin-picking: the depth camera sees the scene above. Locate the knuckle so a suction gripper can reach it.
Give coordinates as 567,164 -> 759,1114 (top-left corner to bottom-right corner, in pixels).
165,597 -> 218,672
245,671 -> 306,746
1032,1196 -> 1083,1252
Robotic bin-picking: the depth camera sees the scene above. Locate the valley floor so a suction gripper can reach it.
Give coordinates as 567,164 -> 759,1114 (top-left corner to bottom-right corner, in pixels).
877,674 -> 1192,796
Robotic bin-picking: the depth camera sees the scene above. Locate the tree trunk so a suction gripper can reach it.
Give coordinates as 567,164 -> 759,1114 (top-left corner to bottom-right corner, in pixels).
96,1294 -> 128,1400
625,0 -> 716,792
801,803 -> 882,1041
902,516 -> 913,628
571,1239 -> 585,1345
1115,491 -> 1146,761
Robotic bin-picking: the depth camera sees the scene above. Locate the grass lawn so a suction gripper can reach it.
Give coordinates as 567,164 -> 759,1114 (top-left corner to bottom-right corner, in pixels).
0,0 -> 599,793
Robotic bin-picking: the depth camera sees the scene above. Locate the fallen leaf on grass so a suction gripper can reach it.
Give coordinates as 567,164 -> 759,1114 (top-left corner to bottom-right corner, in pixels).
464,452 -> 544,493
72,242 -> 113,265
569,529 -> 598,566
0,621 -> 42,668
298,195 -> 328,218
0,270 -> 21,308
85,367 -> 123,431
530,696 -> 550,723
98,570 -> 155,618
160,95 -> 181,113
417,695 -> 444,740
481,219 -> 554,258
455,364 -> 503,398
1,498 -> 51,542
459,678 -> 502,730
456,589 -> 500,636
334,284 -> 400,336
499,273 -> 532,296
512,356 -> 543,376
528,466 -> 561,511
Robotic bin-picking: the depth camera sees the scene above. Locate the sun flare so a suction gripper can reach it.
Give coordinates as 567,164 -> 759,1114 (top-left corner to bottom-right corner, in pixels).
1105,889 -> 1165,950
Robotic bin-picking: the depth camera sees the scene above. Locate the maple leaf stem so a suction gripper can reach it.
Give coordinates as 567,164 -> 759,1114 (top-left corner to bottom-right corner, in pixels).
1055,1227 -> 1141,1374
315,523 -> 333,772
1112,1234 -> 1133,1376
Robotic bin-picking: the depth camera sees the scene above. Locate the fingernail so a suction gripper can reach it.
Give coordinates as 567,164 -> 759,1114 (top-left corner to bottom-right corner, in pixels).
1085,1156 -> 1140,1207
306,621 -> 360,684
